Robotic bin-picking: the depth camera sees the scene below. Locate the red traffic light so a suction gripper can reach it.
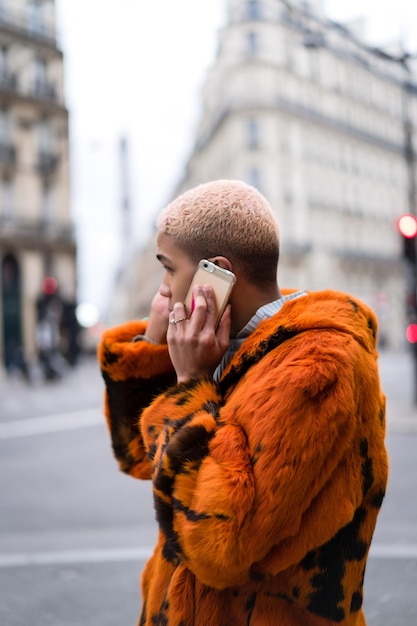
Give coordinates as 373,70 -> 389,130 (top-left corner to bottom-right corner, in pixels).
398,214 -> 417,238
406,323 -> 417,344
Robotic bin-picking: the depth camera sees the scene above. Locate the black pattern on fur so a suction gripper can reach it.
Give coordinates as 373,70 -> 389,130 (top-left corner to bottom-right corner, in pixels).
154,493 -> 182,565
370,489 -> 385,509
101,370 -> 175,471
166,424 -> 216,475
172,497 -> 210,521
219,327 -> 298,393
360,438 -> 374,496
301,506 -> 369,621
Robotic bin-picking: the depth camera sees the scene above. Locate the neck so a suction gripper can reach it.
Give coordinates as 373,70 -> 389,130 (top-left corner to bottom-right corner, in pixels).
230,282 -> 281,336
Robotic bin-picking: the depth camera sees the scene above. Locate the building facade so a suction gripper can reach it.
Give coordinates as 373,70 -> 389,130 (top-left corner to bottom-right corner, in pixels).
112,0 -> 417,349
0,0 -> 75,374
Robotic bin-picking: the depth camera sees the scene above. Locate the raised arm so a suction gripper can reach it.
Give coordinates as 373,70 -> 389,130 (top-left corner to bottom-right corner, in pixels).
98,289 -> 175,478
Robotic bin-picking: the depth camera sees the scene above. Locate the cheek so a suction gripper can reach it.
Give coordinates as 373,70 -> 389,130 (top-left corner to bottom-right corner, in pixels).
172,273 -> 193,304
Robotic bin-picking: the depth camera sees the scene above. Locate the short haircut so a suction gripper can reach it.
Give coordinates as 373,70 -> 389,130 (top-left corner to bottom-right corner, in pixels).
157,179 -> 280,287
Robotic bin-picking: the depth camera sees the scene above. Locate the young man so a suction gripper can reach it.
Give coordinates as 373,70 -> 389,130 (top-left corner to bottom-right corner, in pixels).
98,179 -> 388,625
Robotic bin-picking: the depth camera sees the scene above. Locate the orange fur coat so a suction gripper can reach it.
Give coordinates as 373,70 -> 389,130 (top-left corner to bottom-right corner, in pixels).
98,290 -> 388,625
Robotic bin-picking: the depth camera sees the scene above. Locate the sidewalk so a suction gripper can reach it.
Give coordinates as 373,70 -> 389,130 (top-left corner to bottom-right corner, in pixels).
0,355 -> 103,423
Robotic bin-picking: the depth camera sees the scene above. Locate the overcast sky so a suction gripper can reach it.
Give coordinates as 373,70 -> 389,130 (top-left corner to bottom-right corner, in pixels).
55,0 -> 417,316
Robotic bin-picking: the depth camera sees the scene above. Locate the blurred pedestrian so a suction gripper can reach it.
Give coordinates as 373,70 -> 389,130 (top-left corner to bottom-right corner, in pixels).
36,294 -> 63,380
98,179 -> 388,625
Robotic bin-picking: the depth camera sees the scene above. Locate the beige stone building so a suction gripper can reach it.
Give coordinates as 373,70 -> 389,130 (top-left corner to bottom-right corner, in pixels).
111,0 -> 417,349
0,0 -> 74,374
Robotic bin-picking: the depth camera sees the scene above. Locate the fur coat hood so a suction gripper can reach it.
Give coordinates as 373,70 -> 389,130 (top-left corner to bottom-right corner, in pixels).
98,289 -> 388,625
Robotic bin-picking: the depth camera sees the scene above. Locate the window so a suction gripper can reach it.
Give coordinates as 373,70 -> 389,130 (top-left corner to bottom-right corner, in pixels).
310,50 -> 320,83
41,183 -> 53,222
0,46 -> 7,77
247,166 -> 262,190
27,0 -> 44,33
37,118 -> 52,153
246,31 -> 259,57
246,118 -> 260,150
0,178 -> 14,219
246,0 -> 261,21
33,57 -> 47,87
284,36 -> 294,71
0,108 -> 11,143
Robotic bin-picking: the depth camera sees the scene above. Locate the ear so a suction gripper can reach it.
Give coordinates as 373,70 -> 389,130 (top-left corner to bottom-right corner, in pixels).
209,256 -> 233,273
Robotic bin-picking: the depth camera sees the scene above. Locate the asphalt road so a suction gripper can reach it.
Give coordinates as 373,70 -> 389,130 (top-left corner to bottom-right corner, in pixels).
0,351 -> 416,626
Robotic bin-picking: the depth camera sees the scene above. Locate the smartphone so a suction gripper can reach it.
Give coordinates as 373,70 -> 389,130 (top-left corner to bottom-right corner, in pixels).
184,259 -> 236,328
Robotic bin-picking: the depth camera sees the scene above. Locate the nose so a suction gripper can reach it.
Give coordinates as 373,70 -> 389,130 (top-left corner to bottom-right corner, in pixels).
159,283 -> 171,298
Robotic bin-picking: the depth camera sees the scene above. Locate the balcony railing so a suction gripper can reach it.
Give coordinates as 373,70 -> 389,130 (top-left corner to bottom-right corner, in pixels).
0,74 -> 61,105
0,6 -> 58,48
0,215 -> 75,245
36,151 -> 60,176
31,80 -> 57,102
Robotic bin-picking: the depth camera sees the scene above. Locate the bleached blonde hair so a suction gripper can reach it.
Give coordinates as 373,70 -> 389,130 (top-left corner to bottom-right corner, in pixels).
157,179 -> 280,287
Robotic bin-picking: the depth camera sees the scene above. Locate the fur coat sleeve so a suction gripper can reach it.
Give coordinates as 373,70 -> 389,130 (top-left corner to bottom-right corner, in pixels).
97,320 -> 175,478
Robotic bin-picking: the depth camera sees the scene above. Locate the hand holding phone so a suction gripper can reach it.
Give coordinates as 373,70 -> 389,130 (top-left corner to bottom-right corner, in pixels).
184,259 -> 236,328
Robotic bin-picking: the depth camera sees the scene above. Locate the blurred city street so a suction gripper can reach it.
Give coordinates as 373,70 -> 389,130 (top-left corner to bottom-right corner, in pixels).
0,349 -> 416,626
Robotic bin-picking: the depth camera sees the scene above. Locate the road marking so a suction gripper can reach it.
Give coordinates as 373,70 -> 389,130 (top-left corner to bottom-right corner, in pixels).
2,408 -> 415,438
0,547 -> 153,567
0,544 -> 416,568
0,408 -> 103,439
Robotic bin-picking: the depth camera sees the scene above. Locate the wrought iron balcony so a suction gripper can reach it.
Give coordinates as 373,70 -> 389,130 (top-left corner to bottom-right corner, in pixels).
0,214 -> 75,246
31,80 -> 57,102
0,6 -> 57,48
0,73 -> 60,107
36,151 -> 60,176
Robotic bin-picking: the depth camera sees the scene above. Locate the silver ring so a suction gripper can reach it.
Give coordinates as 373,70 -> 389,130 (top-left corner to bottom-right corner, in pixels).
169,317 -> 187,325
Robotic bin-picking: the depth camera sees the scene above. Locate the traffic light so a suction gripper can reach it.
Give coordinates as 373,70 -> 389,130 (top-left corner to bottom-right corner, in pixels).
406,322 -> 417,344
398,214 -> 417,264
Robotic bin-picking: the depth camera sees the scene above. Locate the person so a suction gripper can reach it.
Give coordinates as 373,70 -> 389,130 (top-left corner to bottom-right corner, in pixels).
98,179 -> 388,626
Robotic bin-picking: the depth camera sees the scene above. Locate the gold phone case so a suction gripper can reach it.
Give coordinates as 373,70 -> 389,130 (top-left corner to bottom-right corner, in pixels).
184,259 -> 236,327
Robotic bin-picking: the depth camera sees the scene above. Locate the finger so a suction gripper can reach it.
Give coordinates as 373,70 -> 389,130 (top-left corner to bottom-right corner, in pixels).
169,302 -> 189,335
172,301 -> 187,322
167,310 -> 176,332
216,304 -> 231,347
187,285 -> 208,331
202,285 -> 218,328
